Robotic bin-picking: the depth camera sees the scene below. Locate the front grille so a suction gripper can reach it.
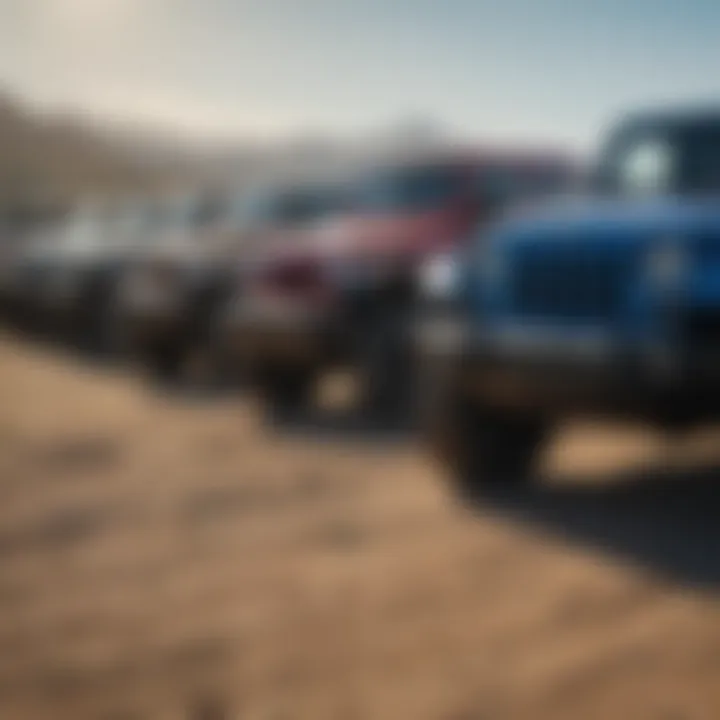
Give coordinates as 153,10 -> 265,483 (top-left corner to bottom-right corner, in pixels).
684,309 -> 720,351
692,233 -> 720,267
508,243 -> 636,322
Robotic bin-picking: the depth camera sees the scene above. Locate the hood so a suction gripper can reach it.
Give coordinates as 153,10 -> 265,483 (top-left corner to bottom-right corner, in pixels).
496,196 -> 720,249
256,204 -> 475,267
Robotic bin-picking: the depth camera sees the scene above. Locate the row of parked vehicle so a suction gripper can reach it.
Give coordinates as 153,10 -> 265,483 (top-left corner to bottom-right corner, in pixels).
0,145 -> 575,407
3,106 -> 719,498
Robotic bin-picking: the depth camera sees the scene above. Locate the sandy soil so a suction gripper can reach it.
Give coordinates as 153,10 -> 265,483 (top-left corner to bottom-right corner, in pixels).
1,335 -> 720,719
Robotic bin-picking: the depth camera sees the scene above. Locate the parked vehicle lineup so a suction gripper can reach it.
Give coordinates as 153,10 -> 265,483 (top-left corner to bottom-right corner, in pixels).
3,106 -> 720,498
229,151 -> 575,422
117,183 -> 348,383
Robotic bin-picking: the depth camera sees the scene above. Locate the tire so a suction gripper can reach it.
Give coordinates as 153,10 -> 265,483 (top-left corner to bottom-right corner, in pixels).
145,342 -> 186,385
420,354 -> 547,496
141,319 -> 232,393
184,298 -> 239,391
76,293 -> 120,357
95,300 -> 130,359
256,363 -> 316,423
60,273 -> 105,355
181,337 -> 237,393
358,308 -> 415,425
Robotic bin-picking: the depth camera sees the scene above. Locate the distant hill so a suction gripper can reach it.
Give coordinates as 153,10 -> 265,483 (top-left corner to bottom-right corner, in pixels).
0,92 -> 455,210
0,94 -> 198,207
0,94 -> 337,207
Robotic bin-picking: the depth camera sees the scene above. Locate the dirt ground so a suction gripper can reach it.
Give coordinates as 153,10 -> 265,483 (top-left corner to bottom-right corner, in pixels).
2,335 -> 720,720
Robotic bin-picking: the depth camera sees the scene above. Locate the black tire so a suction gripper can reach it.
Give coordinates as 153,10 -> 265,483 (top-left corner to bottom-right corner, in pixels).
256,363 -> 316,423
75,293 -> 122,357
95,301 -> 130,359
183,300 -> 239,392
181,338 -> 238,393
420,355 -> 547,496
358,309 -> 415,425
145,342 -> 186,385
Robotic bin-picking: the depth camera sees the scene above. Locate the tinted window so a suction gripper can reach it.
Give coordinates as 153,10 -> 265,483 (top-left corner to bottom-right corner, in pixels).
355,165 -> 467,212
270,192 -> 329,223
191,198 -> 225,227
116,204 -> 165,237
163,197 -> 223,230
230,188 -> 343,228
599,118 -> 720,196
476,164 -> 571,206
676,124 -> 720,192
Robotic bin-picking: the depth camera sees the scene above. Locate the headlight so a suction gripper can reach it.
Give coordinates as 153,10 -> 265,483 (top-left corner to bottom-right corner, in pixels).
418,254 -> 459,298
646,240 -> 686,286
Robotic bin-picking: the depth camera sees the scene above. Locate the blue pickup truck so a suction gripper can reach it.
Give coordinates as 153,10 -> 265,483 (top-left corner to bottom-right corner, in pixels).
416,107 -> 720,494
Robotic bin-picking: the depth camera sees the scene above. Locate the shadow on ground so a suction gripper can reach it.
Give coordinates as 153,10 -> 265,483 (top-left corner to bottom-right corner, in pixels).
467,463 -> 720,589
264,405 -> 416,447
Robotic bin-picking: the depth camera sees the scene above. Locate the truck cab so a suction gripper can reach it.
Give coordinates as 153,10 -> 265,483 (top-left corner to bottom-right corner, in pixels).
417,108 -> 720,494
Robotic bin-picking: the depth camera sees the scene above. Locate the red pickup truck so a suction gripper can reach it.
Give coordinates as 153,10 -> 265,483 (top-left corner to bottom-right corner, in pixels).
226,149 -> 577,422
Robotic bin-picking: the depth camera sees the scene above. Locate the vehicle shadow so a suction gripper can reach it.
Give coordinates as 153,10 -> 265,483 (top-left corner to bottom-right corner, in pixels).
265,405 -> 416,447
466,463 -> 720,589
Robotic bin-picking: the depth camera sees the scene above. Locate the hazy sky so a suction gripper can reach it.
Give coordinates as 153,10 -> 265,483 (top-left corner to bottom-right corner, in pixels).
1,0 -> 719,149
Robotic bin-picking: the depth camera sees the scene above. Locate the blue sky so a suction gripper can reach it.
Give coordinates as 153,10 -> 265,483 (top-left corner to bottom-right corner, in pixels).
1,0 -> 719,149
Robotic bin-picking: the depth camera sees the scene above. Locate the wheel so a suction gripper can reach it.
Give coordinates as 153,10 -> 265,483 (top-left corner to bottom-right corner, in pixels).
430,394 -> 547,495
94,300 -> 131,359
419,355 -> 548,496
144,342 -> 186,385
181,337 -> 238,393
60,274 -> 105,355
255,363 -> 316,423
358,308 -> 415,425
182,299 -> 240,392
75,294 -> 121,357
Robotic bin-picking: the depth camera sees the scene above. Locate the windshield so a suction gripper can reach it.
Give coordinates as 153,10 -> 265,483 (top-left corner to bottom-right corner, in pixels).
227,188 -> 343,229
676,124 -> 720,193
601,119 -> 720,196
476,164 -> 572,206
162,196 -> 224,231
354,164 -> 467,213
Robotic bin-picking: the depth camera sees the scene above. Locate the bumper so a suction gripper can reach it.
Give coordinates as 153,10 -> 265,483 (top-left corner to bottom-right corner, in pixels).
415,316 -> 720,417
222,296 -> 345,365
